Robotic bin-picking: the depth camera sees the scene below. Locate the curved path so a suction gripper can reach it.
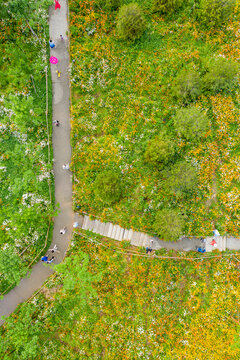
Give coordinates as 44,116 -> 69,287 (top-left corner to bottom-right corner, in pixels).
1,0 -> 240,325
0,0 -> 73,325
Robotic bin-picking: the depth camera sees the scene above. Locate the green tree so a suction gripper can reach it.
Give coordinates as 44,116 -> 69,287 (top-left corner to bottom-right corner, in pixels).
197,0 -> 236,28
0,246 -> 27,285
95,0 -> 121,10
203,58 -> 239,93
0,304 -> 42,360
173,106 -> 209,140
153,209 -> 184,241
144,132 -> 175,169
152,0 -> 184,14
173,70 -> 201,104
94,171 -> 122,205
116,3 -> 146,41
163,161 -> 198,198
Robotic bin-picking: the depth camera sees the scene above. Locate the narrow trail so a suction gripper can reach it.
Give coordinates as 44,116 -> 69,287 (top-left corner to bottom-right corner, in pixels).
0,0 -> 73,325
0,0 -> 240,326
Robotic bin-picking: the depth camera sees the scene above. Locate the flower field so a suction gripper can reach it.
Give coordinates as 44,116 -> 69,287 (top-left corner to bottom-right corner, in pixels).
1,231 -> 239,359
0,1 -> 53,293
70,0 -> 240,240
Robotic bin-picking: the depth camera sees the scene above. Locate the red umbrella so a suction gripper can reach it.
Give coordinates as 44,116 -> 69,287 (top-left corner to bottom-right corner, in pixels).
50,56 -> 58,64
210,240 -> 217,246
55,0 -> 61,10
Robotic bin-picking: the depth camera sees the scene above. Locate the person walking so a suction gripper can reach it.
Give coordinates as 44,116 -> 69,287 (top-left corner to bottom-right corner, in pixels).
60,34 -> 64,41
47,256 -> 55,264
41,256 -> 48,263
49,245 -> 60,254
62,163 -> 70,170
56,70 -> 61,78
53,120 -> 60,126
49,40 -> 55,48
146,247 -> 152,254
60,227 -> 67,235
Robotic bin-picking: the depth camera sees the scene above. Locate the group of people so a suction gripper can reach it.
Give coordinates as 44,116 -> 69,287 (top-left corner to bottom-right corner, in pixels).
41,227 -> 68,265
41,245 -> 59,264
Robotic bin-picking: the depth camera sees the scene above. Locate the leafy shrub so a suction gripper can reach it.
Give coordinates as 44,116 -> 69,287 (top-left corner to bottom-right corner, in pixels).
174,106 -> 208,140
116,3 -> 146,41
163,161 -> 198,198
152,0 -> 184,14
203,58 -> 239,93
144,132 -> 175,169
173,70 -> 201,104
197,0 -> 236,28
94,171 -> 122,205
95,0 -> 121,10
153,209 -> 184,241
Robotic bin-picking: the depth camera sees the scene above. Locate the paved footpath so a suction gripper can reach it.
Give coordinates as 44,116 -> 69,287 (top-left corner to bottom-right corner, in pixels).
0,0 -> 73,325
76,214 -> 240,252
1,0 -> 240,326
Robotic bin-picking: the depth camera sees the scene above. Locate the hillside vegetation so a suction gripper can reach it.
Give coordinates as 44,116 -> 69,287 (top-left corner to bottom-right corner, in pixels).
70,0 -> 240,241
0,231 -> 239,359
0,0 -> 53,293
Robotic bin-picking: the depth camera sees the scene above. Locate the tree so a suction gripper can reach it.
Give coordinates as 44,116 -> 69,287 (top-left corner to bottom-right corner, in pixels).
94,171 -> 122,205
0,303 -> 43,360
153,209 -> 184,241
152,0 -> 184,14
95,0 -> 121,10
163,161 -> 198,198
144,132 -> 175,169
0,246 -> 27,285
203,58 -> 239,93
173,70 -> 201,104
197,0 -> 236,28
116,3 -> 146,41
173,106 -> 209,140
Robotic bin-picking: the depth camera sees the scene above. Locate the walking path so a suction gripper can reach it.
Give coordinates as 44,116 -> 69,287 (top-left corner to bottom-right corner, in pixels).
0,1 -> 73,325
0,0 -> 240,326
76,214 -> 240,252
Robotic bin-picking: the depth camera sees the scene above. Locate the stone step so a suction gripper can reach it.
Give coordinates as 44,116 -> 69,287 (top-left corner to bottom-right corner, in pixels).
103,223 -> 111,237
118,227 -> 124,241
131,231 -> 140,246
82,215 -> 89,230
107,223 -> 114,238
99,222 -> 106,236
138,232 -> 146,247
115,225 -> 122,241
142,234 -> 151,248
86,219 -> 95,231
123,229 -> 129,241
93,220 -> 101,234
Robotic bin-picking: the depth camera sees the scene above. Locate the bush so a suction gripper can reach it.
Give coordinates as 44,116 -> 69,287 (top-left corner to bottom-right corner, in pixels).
174,106 -> 208,140
116,3 -> 146,41
95,0 -> 121,11
94,171 -> 122,205
197,0 -> 236,28
152,0 -> 183,14
153,209 -> 184,241
163,161 -> 198,198
203,58 -> 239,93
144,132 -> 175,169
173,70 -> 201,104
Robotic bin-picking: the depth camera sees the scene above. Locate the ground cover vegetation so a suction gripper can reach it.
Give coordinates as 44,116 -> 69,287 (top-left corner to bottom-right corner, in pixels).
0,231 -> 239,359
70,0 -> 240,241
0,0 -> 53,293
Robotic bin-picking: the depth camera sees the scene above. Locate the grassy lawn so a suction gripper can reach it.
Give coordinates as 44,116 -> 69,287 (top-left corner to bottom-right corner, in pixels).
70,0 -> 240,240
